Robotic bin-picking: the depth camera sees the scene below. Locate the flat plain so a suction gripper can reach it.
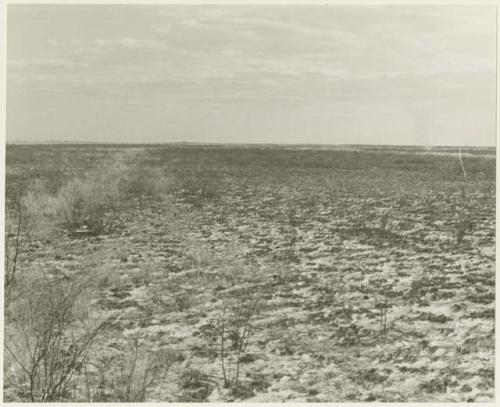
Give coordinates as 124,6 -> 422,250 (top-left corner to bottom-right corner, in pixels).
3,144 -> 495,402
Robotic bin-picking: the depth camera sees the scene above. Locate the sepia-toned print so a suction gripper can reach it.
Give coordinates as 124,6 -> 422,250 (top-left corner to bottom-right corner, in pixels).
3,4 -> 495,402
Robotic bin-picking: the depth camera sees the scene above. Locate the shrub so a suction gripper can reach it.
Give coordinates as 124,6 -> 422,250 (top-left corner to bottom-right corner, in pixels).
55,178 -> 88,229
178,368 -> 213,402
15,155 -> 176,237
3,268 -> 106,402
229,381 -> 255,400
216,293 -> 262,388
54,170 -> 124,235
20,179 -> 58,238
17,166 -> 125,237
5,179 -> 61,294
4,200 -> 23,291
85,338 -> 173,402
375,295 -> 390,335
174,293 -> 194,312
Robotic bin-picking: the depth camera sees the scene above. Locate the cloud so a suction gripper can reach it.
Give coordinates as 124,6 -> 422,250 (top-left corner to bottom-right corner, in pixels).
92,37 -> 171,51
8,58 -> 89,68
6,5 -> 496,145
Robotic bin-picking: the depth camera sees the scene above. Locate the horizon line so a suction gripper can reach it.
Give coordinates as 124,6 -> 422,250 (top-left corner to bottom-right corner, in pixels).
5,140 -> 496,149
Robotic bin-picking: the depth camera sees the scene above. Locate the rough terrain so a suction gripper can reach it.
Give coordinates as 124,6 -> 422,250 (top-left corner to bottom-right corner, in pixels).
4,144 -> 495,402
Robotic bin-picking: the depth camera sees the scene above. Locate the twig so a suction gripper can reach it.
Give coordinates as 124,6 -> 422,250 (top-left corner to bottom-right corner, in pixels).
458,146 -> 467,178
219,307 -> 227,386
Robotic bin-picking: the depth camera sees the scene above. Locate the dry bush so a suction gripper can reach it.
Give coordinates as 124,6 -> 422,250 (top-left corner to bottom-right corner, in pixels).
216,293 -> 263,388
5,179 -> 63,296
5,181 -> 56,293
4,202 -> 23,291
55,178 -> 88,229
54,170 -> 124,235
178,368 -> 214,402
3,268 -> 106,402
48,157 -> 174,233
4,268 -> 170,402
84,338 -> 174,402
15,165 -> 126,236
20,179 -> 58,238
18,154 -> 176,237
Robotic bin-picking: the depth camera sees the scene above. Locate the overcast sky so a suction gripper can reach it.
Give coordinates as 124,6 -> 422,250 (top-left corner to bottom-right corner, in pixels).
6,5 -> 497,146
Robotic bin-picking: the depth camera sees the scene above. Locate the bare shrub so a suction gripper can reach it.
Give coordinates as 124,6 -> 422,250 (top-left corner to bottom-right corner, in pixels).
375,295 -> 390,335
53,170 -> 124,235
47,157 -> 174,234
5,180 -> 59,295
85,338 -> 173,402
216,293 -> 262,388
4,200 -> 23,291
15,163 -> 126,237
55,178 -> 87,229
3,268 -> 106,402
20,179 -> 58,238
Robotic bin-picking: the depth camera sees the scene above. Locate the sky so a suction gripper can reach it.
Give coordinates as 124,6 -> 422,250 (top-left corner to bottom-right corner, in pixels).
6,5 -> 497,146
